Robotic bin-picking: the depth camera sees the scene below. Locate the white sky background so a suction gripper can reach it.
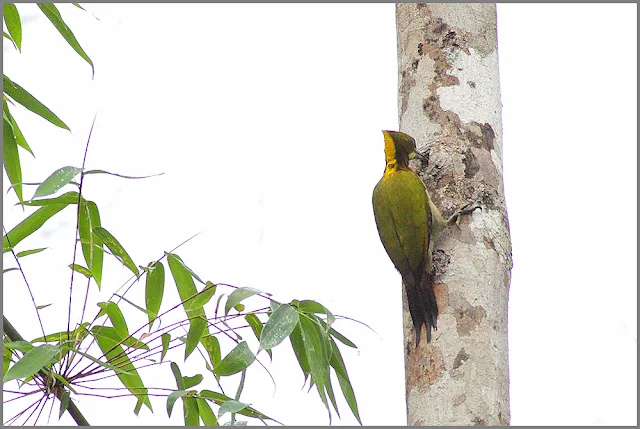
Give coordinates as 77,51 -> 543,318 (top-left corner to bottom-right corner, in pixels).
2,3 -> 636,426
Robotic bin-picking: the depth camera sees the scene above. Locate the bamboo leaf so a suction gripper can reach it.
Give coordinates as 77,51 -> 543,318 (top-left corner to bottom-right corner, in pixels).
184,374 -> 203,389
145,261 -> 165,327
218,400 -> 248,418
3,4 -> 21,51
225,287 -> 261,315
97,302 -> 128,339
36,4 -> 94,77
170,361 -> 185,390
3,117 -> 22,202
329,327 -> 357,349
329,338 -> 361,424
188,281 -> 216,311
214,341 -> 255,377
3,201 -> 71,252
69,263 -> 92,279
199,390 -> 276,423
16,247 -> 48,258
200,335 -> 220,368
289,321 -> 310,383
167,390 -> 187,418
93,226 -> 138,277
259,304 -> 298,351
167,253 -> 208,359
18,191 -> 79,207
3,75 -> 69,130
31,166 -> 82,200
3,30 -> 17,50
160,333 -> 170,362
90,326 -> 152,412
298,300 -> 335,327
78,200 -> 103,288
197,397 -> 218,426
3,344 -> 59,383
10,115 -> 33,156
58,390 -> 70,418
183,396 -> 199,426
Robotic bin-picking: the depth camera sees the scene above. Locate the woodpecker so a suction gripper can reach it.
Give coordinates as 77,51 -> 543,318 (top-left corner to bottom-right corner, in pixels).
372,130 -> 478,345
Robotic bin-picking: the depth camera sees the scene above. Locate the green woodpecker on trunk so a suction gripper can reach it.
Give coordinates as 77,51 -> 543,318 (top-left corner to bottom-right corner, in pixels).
372,130 -> 478,345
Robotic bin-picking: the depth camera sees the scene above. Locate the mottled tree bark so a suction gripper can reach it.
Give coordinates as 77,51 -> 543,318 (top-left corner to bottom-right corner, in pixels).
396,4 -> 512,426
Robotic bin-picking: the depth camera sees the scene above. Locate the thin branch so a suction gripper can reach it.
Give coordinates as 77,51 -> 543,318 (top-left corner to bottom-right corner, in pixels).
67,115 -> 98,345
2,225 -> 47,340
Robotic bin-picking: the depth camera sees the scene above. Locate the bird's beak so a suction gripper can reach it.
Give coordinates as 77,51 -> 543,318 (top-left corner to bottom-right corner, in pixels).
409,151 -> 427,162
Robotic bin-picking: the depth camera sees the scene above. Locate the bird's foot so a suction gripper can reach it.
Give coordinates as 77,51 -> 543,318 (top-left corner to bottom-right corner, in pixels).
447,202 -> 482,227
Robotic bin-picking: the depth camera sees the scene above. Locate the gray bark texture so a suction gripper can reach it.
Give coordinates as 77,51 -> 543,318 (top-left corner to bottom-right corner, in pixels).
396,4 -> 512,426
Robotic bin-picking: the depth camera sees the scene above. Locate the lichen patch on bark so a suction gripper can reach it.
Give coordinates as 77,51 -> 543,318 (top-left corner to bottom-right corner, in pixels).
454,300 -> 487,337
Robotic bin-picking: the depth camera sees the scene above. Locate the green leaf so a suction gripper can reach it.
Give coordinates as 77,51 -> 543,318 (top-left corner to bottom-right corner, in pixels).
218,400 -> 248,418
3,200 -> 71,252
3,30 -> 17,50
168,252 -> 205,284
4,117 -> 22,202
200,335 -> 221,368
78,200 -> 103,287
188,282 -> 216,310
289,321 -> 311,382
69,263 -> 93,279
329,338 -> 361,424
18,191 -> 80,207
299,315 -> 331,417
298,300 -> 335,326
58,389 -> 70,418
90,326 -> 152,412
10,114 -> 34,157
259,304 -> 298,351
31,166 -> 82,200
93,226 -> 138,277
171,361 -> 185,390
3,340 -> 34,352
3,75 -> 69,130
36,4 -> 94,77
3,344 -> 59,383
3,4 -> 22,51
214,341 -> 255,377
3,340 -> 14,377
3,268 -> 18,274
90,326 -> 148,352
30,323 -> 89,344
168,253 -> 208,359
199,391 -> 275,423
183,396 -> 200,426
36,303 -> 52,310
329,328 -> 357,349
160,333 -> 170,362
197,398 -> 218,426
16,247 -> 48,258
167,390 -> 187,417
97,302 -> 128,339
244,314 -> 264,342
225,287 -> 261,315
184,374 -> 203,389
145,261 -> 165,327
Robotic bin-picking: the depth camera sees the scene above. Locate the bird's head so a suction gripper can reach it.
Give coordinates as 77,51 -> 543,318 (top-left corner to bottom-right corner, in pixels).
381,130 -> 424,172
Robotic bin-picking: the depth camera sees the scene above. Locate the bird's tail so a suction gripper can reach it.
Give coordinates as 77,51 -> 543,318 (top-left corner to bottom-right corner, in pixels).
404,271 -> 438,346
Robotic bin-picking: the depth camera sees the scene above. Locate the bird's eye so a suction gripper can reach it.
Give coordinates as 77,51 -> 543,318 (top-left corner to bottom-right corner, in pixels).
389,163 -> 396,169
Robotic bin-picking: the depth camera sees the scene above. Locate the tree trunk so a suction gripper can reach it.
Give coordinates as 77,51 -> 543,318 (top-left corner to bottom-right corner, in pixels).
396,4 -> 512,426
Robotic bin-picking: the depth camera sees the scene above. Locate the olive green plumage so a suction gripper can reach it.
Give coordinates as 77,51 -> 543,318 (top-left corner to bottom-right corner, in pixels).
372,131 -> 438,345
